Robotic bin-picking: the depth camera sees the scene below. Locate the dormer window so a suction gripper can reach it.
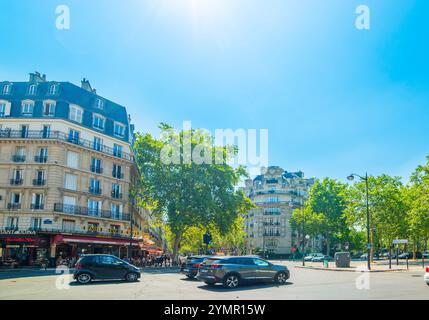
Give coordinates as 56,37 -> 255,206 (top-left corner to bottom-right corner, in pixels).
28,84 -> 37,95
2,84 -> 11,95
22,101 -> 34,116
113,122 -> 125,138
43,101 -> 56,117
93,114 -> 105,131
49,83 -> 60,95
69,105 -> 83,123
95,98 -> 104,109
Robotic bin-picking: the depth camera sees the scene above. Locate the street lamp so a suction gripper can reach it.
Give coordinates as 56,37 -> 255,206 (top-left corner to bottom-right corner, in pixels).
347,173 -> 371,271
302,234 -> 310,266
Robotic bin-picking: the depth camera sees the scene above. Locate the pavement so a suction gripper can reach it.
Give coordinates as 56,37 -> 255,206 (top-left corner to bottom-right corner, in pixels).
0,262 -> 427,300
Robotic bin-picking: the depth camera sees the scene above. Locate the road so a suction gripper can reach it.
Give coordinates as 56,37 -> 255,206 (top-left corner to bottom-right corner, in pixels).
0,264 -> 427,300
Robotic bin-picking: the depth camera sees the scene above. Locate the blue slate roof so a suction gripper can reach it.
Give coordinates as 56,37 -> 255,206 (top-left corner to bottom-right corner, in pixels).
0,80 -> 130,142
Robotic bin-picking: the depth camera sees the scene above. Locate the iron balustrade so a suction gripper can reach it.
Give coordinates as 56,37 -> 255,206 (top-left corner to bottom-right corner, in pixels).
89,187 -> 102,195
33,179 -> 46,186
0,129 -> 134,161
7,203 -> 21,210
30,204 -> 44,210
34,156 -> 48,163
10,179 -> 23,185
12,155 -> 26,162
54,203 -> 130,221
111,191 -> 123,199
112,171 -> 124,179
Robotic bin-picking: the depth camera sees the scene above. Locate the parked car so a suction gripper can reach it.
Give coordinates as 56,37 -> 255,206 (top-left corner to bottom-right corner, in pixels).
425,267 -> 429,287
398,252 -> 413,259
73,254 -> 141,284
304,253 -> 321,262
180,256 -> 210,279
423,251 -> 429,259
312,255 -> 332,262
196,256 -> 290,289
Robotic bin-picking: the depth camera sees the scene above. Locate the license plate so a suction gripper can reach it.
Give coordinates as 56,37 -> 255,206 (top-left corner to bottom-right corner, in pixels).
183,269 -> 189,272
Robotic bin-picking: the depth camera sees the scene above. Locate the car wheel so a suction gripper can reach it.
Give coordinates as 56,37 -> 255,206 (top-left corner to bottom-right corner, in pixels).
186,274 -> 196,279
125,272 -> 139,282
275,272 -> 288,285
76,273 -> 92,285
223,274 -> 240,289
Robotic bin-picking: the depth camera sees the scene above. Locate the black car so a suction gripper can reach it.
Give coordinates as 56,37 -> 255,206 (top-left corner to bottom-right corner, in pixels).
181,256 -> 210,279
73,254 -> 141,284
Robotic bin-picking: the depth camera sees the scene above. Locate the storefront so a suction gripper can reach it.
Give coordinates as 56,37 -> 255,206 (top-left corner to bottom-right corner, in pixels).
0,232 -> 50,267
52,234 -> 141,260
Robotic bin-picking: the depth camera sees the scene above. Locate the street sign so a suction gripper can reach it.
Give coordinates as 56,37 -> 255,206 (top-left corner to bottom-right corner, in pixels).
366,243 -> 372,249
393,239 -> 408,245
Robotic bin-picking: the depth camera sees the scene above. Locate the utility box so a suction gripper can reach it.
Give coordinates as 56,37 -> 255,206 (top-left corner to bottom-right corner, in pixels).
335,252 -> 351,268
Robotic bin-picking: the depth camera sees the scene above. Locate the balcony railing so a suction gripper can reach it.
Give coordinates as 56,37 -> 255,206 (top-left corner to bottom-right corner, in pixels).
89,187 -> 102,195
7,203 -> 21,210
12,155 -> 26,162
0,129 -> 133,161
111,191 -> 123,199
30,204 -> 44,210
34,156 -> 48,163
90,166 -> 103,174
10,179 -> 23,185
112,171 -> 124,179
54,203 -> 130,221
33,179 -> 46,186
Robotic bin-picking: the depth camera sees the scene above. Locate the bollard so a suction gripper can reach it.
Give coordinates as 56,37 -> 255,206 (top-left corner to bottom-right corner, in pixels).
324,259 -> 329,268
406,256 -> 409,270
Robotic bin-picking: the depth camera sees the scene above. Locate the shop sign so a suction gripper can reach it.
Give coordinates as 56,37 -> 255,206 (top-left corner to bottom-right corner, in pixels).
43,219 -> 53,225
0,230 -> 36,235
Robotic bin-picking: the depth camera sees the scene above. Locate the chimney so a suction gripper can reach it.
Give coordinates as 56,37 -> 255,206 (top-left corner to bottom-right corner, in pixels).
81,78 -> 96,93
29,72 -> 47,83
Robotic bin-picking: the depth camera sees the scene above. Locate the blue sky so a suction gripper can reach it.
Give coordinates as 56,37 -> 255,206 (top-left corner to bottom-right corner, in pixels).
1,0 -> 428,181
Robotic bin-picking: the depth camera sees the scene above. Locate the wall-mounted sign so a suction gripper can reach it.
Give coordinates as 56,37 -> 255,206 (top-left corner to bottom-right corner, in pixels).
43,219 -> 53,225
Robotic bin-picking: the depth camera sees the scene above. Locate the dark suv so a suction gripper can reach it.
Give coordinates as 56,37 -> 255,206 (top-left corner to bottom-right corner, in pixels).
196,256 -> 290,289
73,254 -> 141,284
181,256 -> 210,279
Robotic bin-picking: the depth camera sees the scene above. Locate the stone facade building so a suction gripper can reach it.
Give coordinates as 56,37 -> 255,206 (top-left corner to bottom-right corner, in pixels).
244,166 -> 315,257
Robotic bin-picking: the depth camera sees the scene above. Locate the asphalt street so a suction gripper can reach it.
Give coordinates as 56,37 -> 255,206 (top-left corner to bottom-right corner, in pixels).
0,263 -> 427,300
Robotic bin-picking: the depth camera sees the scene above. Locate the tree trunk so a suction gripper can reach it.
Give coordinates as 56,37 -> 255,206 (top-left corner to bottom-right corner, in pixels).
413,238 -> 417,260
326,237 -> 330,256
370,228 -> 375,263
172,231 -> 183,265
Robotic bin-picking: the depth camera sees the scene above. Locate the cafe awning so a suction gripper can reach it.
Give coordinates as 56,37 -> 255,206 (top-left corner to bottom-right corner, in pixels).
53,234 -> 140,246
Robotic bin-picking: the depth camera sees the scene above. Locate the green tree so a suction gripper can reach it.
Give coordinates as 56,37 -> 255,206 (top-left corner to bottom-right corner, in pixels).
293,178 -> 348,256
346,174 -> 407,261
133,123 -> 254,258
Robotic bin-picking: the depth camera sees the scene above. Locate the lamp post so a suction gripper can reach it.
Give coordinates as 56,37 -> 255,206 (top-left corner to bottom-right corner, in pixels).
347,173 -> 371,271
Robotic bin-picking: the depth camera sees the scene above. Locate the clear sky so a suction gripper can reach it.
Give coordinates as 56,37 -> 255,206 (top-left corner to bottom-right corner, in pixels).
1,0 -> 428,181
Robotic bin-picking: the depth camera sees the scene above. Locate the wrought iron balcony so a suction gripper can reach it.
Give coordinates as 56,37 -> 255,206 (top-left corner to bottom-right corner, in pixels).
112,171 -> 124,179
34,156 -> 48,163
30,204 -> 44,210
89,187 -> 102,195
10,179 -> 23,185
90,165 -> 103,174
111,191 -> 123,199
7,203 -> 21,210
0,129 -> 133,161
54,203 -> 130,222
33,179 -> 46,186
12,155 -> 26,162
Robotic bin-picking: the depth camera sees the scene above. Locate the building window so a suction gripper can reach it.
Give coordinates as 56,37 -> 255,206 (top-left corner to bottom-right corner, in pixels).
35,147 -> 48,163
9,193 -> 21,210
20,125 -> 29,138
63,196 -> 76,213
64,173 -> 77,191
28,84 -> 37,95
113,144 -> 122,158
14,146 -> 26,162
89,179 -> 101,194
111,203 -> 123,219
66,151 -> 79,168
69,105 -> 83,123
12,169 -> 23,184
95,98 -> 104,109
48,83 -> 60,95
93,114 -> 105,130
2,84 -> 12,95
6,217 -> 19,230
43,102 -> 56,117
31,194 -> 44,210
22,102 -> 34,116
93,137 -> 102,151
34,170 -> 46,186
30,217 -> 42,230
91,157 -> 103,174
113,122 -> 125,138
42,125 -> 51,138
68,129 -> 80,144
111,184 -> 121,198
112,164 -> 123,179
0,102 -> 8,117
62,220 -> 75,232
88,200 -> 102,217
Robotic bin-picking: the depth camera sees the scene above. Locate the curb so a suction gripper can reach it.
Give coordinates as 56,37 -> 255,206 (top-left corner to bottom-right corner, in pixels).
294,266 -> 411,273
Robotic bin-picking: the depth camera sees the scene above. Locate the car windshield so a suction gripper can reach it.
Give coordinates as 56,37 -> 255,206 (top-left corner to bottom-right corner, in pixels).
202,258 -> 224,265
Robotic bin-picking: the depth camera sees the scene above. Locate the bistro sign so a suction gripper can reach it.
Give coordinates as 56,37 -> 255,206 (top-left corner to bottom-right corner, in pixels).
0,230 -> 37,235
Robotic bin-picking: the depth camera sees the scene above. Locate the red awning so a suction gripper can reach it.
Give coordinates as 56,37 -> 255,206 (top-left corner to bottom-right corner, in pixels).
53,234 -> 140,246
